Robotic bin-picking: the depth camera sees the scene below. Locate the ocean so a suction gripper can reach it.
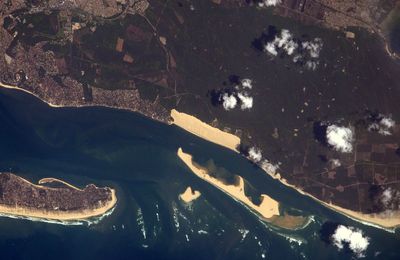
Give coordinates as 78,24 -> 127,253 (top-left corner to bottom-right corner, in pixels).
0,87 -> 399,259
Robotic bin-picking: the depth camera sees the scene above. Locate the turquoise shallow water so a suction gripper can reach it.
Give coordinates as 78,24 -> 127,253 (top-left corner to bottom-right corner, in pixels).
0,88 -> 399,260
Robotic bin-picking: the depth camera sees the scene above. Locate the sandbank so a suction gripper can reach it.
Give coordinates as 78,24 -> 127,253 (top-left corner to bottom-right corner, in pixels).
179,186 -> 201,203
171,109 -> 240,152
177,148 -> 279,219
269,214 -> 308,230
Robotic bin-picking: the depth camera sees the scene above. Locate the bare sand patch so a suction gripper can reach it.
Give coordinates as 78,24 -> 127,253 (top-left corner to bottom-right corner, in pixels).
171,109 -> 240,152
179,186 -> 201,203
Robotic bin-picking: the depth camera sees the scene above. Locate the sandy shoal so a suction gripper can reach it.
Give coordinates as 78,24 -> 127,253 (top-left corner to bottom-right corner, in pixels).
269,213 -> 308,230
177,148 -> 279,219
170,109 -> 240,152
179,186 -> 201,203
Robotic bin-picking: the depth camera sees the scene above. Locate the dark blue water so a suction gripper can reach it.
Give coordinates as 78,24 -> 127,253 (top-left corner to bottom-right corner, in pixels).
0,88 -> 399,260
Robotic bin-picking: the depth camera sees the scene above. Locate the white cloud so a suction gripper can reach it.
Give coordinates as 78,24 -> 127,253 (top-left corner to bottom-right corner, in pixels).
283,40 -> 298,55
263,29 -> 323,70
237,92 -> 253,110
305,60 -> 318,71
326,125 -> 354,153
381,188 -> 394,207
331,225 -> 370,258
261,159 -> 279,174
258,0 -> 282,7
292,54 -> 302,63
329,159 -> 341,168
248,147 -> 262,162
279,30 -> 298,55
265,42 -> 278,56
218,77 -> 254,111
381,117 -> 395,129
368,115 -> 395,136
265,29 -> 298,57
241,78 -> 253,89
221,93 -> 237,111
276,30 -> 292,48
302,38 -> 323,58
380,187 -> 400,210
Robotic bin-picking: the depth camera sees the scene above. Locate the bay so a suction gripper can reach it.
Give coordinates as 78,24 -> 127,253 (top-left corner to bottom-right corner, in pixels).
0,88 -> 398,260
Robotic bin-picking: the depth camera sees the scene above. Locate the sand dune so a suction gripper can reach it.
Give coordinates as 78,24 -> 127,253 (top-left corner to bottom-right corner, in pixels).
171,109 -> 240,152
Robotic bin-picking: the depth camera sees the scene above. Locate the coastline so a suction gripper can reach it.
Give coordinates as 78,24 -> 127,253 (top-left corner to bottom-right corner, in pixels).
0,175 -> 117,221
0,82 -> 167,123
264,169 -> 400,231
0,82 -> 73,108
170,111 -> 400,231
1,84 -> 398,230
380,2 -> 400,60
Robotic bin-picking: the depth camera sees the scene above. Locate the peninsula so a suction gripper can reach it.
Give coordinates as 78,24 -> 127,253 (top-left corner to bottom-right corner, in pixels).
0,173 -> 117,221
